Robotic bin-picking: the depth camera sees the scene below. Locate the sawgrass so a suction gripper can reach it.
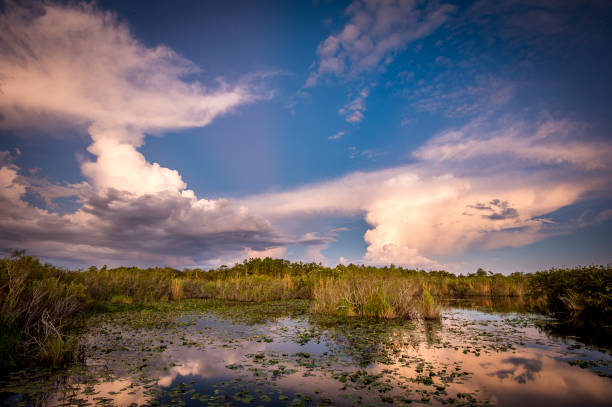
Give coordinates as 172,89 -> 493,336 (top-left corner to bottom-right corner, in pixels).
1,253 -> 609,369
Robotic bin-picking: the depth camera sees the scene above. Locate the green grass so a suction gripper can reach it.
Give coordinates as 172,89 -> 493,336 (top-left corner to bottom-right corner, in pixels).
311,273 -> 421,319
0,253 -> 86,369
420,289 -> 441,320
1,253 -> 610,369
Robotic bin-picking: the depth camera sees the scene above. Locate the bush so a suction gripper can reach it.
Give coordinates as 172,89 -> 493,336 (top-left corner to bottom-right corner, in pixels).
528,265 -> 612,321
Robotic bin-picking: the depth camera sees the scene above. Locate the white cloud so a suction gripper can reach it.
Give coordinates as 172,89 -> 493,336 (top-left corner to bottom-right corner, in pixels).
242,117 -> 612,268
81,138 -> 186,196
0,165 -> 27,204
0,3 -> 302,266
0,4 -> 254,136
414,119 -> 612,170
408,75 -> 516,118
305,0 -> 455,127
306,0 -> 456,86
0,2 -> 262,196
329,130 -> 346,140
339,88 -> 369,124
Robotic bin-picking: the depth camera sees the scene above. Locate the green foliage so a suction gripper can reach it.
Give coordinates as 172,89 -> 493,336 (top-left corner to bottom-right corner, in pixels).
311,272 -> 420,319
1,253 -> 610,370
0,254 -> 86,369
110,294 -> 133,304
363,292 -> 394,319
528,265 -> 611,322
420,289 -> 441,320
171,278 -> 184,300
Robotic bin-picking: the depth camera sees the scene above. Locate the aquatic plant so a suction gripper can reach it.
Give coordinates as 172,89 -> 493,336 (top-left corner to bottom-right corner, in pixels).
171,278 -> 184,300
420,289 -> 441,320
1,252 -> 610,370
311,272 -> 420,319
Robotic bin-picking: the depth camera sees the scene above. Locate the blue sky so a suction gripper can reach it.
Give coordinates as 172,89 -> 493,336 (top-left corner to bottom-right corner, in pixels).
0,0 -> 611,273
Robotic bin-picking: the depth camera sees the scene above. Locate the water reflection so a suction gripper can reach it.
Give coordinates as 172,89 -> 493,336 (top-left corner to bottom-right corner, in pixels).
488,357 -> 543,383
1,301 -> 611,407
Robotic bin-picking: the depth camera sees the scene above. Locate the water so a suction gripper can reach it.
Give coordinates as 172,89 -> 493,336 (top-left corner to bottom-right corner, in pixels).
1,300 -> 611,406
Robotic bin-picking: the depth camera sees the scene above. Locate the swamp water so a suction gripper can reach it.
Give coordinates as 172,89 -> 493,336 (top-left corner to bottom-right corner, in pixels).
1,299 -> 611,407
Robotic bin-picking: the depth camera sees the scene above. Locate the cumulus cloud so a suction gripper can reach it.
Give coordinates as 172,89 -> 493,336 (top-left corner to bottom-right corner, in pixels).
0,2 -> 263,194
306,0 -> 455,86
0,2 -> 296,266
242,117 -> 612,268
0,153 -> 291,266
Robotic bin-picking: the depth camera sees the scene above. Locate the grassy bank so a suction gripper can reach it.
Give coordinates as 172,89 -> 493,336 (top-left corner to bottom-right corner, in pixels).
1,253 -> 610,369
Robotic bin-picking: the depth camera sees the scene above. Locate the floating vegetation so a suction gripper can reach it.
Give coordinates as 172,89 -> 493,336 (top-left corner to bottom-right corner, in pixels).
1,254 -> 611,406
2,253 -> 610,368
2,299 -> 611,407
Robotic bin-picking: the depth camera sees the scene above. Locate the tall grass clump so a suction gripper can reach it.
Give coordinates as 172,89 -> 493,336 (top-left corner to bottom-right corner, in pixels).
311,272 -> 420,319
420,289 -> 441,320
212,274 -> 311,302
0,253 -> 86,368
171,278 -> 184,300
77,266 -> 174,303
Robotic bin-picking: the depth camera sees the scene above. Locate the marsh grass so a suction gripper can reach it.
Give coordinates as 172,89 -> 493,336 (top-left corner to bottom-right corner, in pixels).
170,278 -> 184,300
420,289 -> 441,320
1,254 -> 609,369
311,273 -> 421,319
110,294 -> 133,304
38,332 -> 80,367
0,253 -> 86,369
213,275 -> 306,302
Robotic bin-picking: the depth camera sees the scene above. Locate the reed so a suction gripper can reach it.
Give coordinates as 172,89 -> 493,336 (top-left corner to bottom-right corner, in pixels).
2,253 -> 609,369
171,278 -> 184,300
420,289 -> 441,320
0,254 -> 86,368
311,272 -> 421,319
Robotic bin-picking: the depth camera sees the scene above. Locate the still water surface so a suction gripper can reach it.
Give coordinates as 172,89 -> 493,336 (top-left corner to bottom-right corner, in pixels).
2,300 -> 611,406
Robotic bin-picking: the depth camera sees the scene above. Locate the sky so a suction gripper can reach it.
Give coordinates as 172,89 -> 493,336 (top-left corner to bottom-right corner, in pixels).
0,0 -> 611,273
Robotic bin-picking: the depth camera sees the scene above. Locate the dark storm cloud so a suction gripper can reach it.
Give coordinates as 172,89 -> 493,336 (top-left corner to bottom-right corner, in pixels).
468,202 -> 493,211
467,199 -> 519,220
0,168 -> 326,267
484,199 -> 519,220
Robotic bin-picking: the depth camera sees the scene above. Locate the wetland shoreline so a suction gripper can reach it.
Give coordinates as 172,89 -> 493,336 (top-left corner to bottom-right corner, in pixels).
1,254 -> 610,371
1,253 -> 610,406
1,298 -> 611,406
